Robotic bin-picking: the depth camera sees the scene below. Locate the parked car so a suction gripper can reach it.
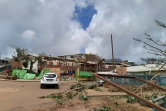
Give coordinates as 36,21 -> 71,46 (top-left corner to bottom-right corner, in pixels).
40,72 -> 59,89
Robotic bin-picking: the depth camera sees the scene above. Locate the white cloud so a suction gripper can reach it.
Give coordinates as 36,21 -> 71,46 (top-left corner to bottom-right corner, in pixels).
0,0 -> 166,63
85,37 -> 102,54
21,30 -> 37,41
84,0 -> 166,62
39,0 -> 45,3
74,0 -> 88,8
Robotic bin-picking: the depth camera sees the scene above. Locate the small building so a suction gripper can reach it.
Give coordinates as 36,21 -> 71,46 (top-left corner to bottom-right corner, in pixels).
11,54 -> 39,73
127,64 -> 166,75
38,54 -> 130,75
0,59 -> 9,65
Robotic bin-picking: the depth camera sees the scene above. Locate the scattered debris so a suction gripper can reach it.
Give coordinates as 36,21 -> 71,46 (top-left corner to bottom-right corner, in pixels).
95,87 -> 103,92
94,106 -> 111,111
39,83 -> 105,105
87,84 -> 97,89
39,83 -> 87,105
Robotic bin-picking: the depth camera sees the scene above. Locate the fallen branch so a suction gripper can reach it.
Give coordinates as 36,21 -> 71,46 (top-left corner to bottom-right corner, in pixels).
63,87 -> 83,95
134,74 -> 160,94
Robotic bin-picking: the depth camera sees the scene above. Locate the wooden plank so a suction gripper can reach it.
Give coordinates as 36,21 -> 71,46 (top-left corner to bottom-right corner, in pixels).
78,78 -> 95,81
94,74 -> 166,111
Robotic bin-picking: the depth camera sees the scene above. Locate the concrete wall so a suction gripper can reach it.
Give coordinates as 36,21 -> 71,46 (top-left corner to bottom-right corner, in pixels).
44,68 -> 60,79
11,60 -> 22,69
22,61 -> 38,73
67,61 -> 73,66
116,66 -> 127,75
52,60 -> 59,65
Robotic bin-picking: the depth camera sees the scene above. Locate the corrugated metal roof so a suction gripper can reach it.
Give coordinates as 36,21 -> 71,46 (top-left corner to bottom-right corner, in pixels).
127,64 -> 166,73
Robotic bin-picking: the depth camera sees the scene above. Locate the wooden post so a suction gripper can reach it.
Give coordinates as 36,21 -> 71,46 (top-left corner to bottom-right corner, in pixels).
111,34 -> 115,71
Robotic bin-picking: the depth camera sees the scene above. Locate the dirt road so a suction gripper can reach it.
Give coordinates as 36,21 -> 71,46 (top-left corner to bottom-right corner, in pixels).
0,81 -> 76,111
0,80 -> 153,111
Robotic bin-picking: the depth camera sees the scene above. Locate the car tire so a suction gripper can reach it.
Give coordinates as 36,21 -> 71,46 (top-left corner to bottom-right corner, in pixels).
54,84 -> 59,89
40,84 -> 43,89
57,84 -> 59,89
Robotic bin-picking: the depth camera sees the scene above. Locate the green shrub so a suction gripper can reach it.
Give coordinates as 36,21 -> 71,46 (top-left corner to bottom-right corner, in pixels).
127,96 -> 137,104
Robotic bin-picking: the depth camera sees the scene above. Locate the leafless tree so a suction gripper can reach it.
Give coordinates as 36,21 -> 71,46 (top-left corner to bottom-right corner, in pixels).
133,20 -> 166,70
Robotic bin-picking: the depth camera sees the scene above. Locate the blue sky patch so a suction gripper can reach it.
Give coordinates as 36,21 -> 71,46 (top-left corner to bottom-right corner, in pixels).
79,47 -> 85,54
74,4 -> 97,30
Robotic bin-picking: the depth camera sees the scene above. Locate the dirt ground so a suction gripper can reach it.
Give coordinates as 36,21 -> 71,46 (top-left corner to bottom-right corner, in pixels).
0,80 -> 155,111
0,80 -> 77,111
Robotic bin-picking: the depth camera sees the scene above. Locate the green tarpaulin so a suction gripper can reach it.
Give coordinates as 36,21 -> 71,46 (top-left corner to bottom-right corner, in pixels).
37,69 -> 50,80
12,69 -> 27,79
75,71 -> 94,80
79,71 -> 93,78
24,73 -> 36,80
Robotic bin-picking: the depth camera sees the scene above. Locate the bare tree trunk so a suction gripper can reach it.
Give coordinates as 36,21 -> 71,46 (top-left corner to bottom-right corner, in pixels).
29,61 -> 35,73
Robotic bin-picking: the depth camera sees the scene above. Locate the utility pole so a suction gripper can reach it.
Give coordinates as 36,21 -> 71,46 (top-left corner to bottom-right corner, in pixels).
0,53 -> 1,60
111,34 -> 115,70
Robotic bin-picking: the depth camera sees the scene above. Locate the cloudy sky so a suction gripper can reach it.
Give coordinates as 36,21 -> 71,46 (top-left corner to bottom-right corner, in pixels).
0,0 -> 166,63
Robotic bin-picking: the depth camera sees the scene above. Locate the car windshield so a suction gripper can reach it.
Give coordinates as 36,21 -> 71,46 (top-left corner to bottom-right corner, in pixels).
44,74 -> 56,78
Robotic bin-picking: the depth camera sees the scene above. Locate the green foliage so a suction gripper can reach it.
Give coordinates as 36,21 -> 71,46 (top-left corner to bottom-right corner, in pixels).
79,94 -> 88,101
38,96 -> 45,99
15,48 -> 24,59
109,95 -> 129,99
143,95 -> 151,100
56,100 -> 63,105
57,93 -> 63,99
66,92 -> 73,99
13,56 -> 19,62
73,92 -> 78,96
88,84 -> 97,89
39,93 -> 63,105
94,106 -> 111,111
38,56 -> 42,62
12,46 -> 44,72
70,83 -> 86,92
45,94 -> 57,99
70,84 -> 77,89
87,84 -> 103,92
39,83 -> 87,105
95,87 -> 103,92
40,93 -> 63,100
127,96 -> 137,104
114,102 -> 119,106
142,94 -> 158,100
151,93 -> 158,99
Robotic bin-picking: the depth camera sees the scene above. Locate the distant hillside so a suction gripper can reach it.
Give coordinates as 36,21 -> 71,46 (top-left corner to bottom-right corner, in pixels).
105,58 -> 123,62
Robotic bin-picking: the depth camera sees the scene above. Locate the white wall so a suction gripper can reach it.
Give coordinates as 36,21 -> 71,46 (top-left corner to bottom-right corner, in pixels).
52,60 -> 59,65
22,61 -> 38,73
